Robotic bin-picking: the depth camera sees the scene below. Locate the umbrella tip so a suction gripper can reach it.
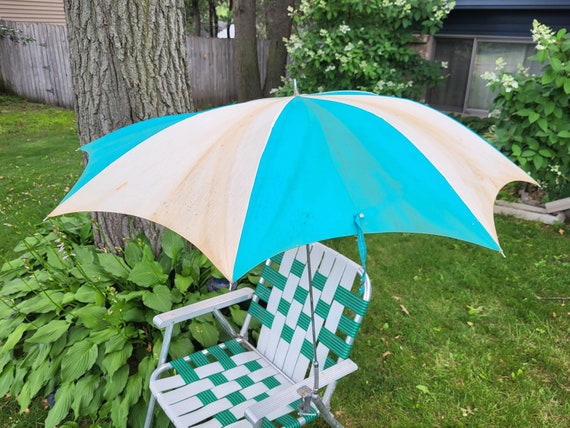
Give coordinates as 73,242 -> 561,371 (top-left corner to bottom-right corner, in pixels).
293,79 -> 299,96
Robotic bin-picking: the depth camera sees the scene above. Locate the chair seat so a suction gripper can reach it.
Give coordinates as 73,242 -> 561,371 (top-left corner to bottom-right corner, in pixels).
150,339 -> 318,428
145,243 -> 372,428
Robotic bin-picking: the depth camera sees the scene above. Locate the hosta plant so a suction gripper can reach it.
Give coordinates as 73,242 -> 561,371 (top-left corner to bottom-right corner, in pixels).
0,214 -> 255,427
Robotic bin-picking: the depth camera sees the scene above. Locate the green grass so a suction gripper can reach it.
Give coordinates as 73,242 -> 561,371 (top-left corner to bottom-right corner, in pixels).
0,96 -> 569,427
0,94 -> 82,258
324,222 -> 570,427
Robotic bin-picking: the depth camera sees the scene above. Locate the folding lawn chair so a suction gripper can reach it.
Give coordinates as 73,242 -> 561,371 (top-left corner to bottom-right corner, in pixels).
144,242 -> 372,428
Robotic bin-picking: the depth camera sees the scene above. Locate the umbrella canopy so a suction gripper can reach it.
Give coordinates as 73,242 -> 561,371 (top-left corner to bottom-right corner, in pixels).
49,91 -> 535,282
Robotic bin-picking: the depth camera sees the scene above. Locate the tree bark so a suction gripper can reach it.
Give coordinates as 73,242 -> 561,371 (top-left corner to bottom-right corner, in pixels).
263,0 -> 294,96
233,0 -> 262,101
63,0 -> 193,255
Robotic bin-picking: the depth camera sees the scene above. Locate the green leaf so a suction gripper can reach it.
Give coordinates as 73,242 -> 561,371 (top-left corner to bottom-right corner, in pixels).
105,333 -> 128,354
0,277 -> 40,297
533,155 -> 545,170
124,240 -> 143,268
17,380 -> 33,412
27,359 -> 52,397
416,384 -> 430,394
111,397 -> 129,428
137,356 -> 156,389
0,351 -> 12,373
538,149 -> 554,158
128,259 -> 168,287
0,364 -> 14,397
103,364 -> 129,401
537,118 -> 548,132
169,336 -> 195,359
189,320 -> 219,348
511,144 -> 522,157
18,291 -> 64,314
122,373 -> 143,408
550,56 -> 562,72
142,285 -> 173,312
542,70 -> 555,85
174,273 -> 194,293
27,320 -> 70,344
544,101 -> 555,116
46,246 -> 72,270
74,306 -> 109,330
97,253 -> 130,279
71,374 -> 100,419
61,341 -> 98,383
74,284 -> 99,303
230,305 -> 248,327
565,78 -> 570,95
162,228 -> 186,261
88,327 -> 118,345
102,343 -> 133,376
558,130 -> 570,138
117,290 -> 146,302
1,323 -> 29,352
45,382 -> 75,428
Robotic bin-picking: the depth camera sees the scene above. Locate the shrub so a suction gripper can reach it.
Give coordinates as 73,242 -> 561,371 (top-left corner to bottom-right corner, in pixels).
483,20 -> 570,200
283,0 -> 454,99
0,214 -> 255,427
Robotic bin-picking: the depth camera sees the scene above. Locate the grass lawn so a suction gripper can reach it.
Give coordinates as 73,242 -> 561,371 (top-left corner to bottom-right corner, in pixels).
1,95 -> 569,427
0,94 -> 83,259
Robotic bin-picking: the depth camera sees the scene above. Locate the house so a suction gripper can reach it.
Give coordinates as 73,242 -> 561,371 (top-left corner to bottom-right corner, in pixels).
427,0 -> 570,115
0,0 -> 65,25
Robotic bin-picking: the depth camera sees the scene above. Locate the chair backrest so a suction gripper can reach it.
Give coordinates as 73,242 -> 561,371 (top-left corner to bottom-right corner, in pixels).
242,242 -> 371,383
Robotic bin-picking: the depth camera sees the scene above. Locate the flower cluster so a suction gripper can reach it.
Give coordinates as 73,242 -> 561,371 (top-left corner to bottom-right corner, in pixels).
532,19 -> 556,51
481,57 -> 519,93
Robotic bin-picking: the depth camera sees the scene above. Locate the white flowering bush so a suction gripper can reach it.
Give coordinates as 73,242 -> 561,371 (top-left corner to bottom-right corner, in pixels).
483,20 -> 570,199
282,0 -> 454,100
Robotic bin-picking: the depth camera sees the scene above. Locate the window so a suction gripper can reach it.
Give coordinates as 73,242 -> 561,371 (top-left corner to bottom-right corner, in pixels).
427,36 -> 540,115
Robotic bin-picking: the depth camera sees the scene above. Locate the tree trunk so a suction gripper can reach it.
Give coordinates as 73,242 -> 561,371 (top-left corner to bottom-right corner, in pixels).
192,0 -> 201,36
233,0 -> 262,101
208,0 -> 218,37
63,0 -> 193,255
263,0 -> 294,96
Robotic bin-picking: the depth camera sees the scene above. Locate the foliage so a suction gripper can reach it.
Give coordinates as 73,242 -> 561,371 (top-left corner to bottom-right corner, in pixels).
0,24 -> 34,44
282,0 -> 455,99
0,214 -> 253,427
483,20 -> 570,199
450,114 -> 494,137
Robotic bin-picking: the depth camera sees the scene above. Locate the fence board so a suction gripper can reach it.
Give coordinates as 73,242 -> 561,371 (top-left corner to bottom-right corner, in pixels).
1,20 -> 271,110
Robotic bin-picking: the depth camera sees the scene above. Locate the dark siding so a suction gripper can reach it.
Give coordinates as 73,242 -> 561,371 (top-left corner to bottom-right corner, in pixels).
455,0 -> 570,9
440,9 -> 570,37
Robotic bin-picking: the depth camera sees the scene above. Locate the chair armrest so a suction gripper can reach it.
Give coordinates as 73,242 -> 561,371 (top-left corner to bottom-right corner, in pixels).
244,359 -> 358,428
153,287 -> 254,328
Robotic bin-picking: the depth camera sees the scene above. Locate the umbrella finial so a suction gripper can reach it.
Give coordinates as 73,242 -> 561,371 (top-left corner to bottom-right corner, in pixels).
293,79 -> 299,96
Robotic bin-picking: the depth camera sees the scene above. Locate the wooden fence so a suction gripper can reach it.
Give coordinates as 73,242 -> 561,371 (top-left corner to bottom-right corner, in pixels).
0,20 -> 269,109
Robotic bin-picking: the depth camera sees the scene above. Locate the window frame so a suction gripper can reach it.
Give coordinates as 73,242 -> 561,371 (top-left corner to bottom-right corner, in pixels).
429,34 -> 536,116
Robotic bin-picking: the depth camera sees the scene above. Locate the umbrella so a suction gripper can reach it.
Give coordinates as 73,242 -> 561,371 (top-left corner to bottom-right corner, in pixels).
48,90 -> 535,282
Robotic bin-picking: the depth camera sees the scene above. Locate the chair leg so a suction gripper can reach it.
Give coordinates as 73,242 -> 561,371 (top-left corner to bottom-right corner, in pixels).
313,395 -> 345,428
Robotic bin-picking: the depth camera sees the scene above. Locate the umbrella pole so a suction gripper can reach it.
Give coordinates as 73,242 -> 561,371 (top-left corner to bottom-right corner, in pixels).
299,245 -> 345,428
305,244 -> 320,395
